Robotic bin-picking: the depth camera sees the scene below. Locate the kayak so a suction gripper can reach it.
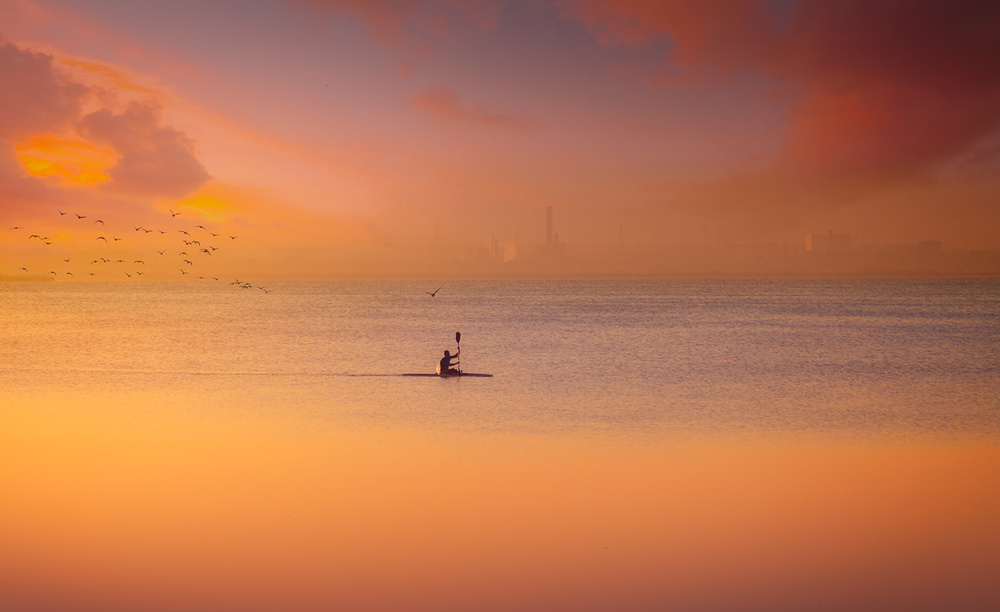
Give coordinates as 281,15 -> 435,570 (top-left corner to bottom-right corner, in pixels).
401,372 -> 493,377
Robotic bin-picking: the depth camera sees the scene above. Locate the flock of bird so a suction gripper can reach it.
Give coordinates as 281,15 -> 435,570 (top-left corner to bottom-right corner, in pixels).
5,208 -> 271,293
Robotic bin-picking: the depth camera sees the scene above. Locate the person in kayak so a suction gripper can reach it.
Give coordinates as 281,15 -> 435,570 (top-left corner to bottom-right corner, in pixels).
438,348 -> 460,374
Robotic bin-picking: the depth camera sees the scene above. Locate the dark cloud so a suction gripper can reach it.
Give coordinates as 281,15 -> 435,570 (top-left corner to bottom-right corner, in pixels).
564,0 -> 1000,178
0,41 -> 88,139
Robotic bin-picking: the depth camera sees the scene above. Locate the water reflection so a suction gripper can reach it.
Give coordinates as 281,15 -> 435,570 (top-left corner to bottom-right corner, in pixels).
3,394 -> 998,611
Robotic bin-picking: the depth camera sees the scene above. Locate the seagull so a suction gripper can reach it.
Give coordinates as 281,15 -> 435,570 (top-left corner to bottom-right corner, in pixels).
28,234 -> 40,239
195,225 -> 206,230
95,219 -> 104,225
125,272 -> 131,278
229,235 -> 238,239
49,271 -> 57,276
179,230 -> 190,235
199,248 -> 211,255
58,210 -> 67,215
19,267 -> 27,272
180,269 -> 189,274
97,236 -> 107,242
9,226 -> 22,230
136,272 -> 144,276
426,287 -> 442,297
209,246 -> 218,251
91,260 -> 99,264
63,259 -> 71,262
170,209 -> 181,217
134,260 -> 145,265
157,250 -> 166,255
134,226 -> 144,231
65,272 -> 73,276
183,259 -> 193,265
143,228 -> 153,233
113,237 -> 122,241
75,213 -> 86,219
179,251 -> 188,256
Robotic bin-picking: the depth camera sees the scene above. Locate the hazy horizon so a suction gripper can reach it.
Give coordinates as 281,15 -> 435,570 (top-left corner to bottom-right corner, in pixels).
2,0 -> 999,281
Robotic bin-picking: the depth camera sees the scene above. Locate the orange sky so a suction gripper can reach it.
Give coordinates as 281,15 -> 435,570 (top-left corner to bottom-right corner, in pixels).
1,0 -> 999,279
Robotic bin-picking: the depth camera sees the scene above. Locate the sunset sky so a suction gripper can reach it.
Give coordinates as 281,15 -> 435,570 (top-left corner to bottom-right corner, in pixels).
1,0 -> 998,279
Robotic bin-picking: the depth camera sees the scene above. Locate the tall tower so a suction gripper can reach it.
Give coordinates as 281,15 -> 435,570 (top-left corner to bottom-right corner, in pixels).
545,206 -> 553,247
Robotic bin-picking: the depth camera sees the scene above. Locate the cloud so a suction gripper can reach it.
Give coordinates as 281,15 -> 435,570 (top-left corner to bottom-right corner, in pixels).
76,102 -> 211,198
293,0 -> 500,50
410,86 -> 536,130
0,41 -> 88,139
0,40 -> 210,201
561,0 -> 1000,178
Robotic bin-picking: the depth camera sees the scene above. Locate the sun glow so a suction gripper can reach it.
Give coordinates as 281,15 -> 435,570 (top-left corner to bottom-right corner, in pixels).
15,135 -> 118,187
173,192 -> 231,223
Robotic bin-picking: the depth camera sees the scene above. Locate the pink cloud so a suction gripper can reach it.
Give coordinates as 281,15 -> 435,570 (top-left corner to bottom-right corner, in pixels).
293,0 -> 499,53
77,102 -> 210,198
410,86 -> 536,130
0,41 -> 88,139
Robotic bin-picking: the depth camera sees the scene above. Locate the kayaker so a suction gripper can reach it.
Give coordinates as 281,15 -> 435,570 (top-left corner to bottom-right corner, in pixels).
438,348 -> 460,374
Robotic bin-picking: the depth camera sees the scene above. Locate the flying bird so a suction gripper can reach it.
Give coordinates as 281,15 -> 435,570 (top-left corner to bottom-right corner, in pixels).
96,236 -> 107,242
9,226 -> 22,230
134,226 -> 144,231
75,213 -> 86,219
58,210 -> 67,215
180,269 -> 189,274
183,259 -> 193,265
95,219 -> 104,224
426,287 -> 442,297
179,230 -> 190,235
170,209 -> 181,217
113,237 -> 122,241
134,260 -> 145,265
157,250 -> 166,255
19,267 -> 27,272
229,235 -> 238,239
199,248 -> 211,255
195,225 -> 206,230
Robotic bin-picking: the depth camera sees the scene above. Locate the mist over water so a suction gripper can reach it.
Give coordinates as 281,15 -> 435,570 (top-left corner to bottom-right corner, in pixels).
3,279 -> 999,611
3,279 -> 998,439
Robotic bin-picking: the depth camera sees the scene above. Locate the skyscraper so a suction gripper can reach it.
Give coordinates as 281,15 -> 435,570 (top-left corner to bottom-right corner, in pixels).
545,206 -> 553,247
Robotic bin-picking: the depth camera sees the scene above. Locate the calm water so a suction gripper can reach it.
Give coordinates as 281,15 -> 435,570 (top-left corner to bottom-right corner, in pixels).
3,279 -> 1000,611
3,279 -> 998,439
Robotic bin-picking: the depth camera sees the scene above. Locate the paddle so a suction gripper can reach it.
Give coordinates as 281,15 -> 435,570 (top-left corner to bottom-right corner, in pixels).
455,331 -> 461,374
